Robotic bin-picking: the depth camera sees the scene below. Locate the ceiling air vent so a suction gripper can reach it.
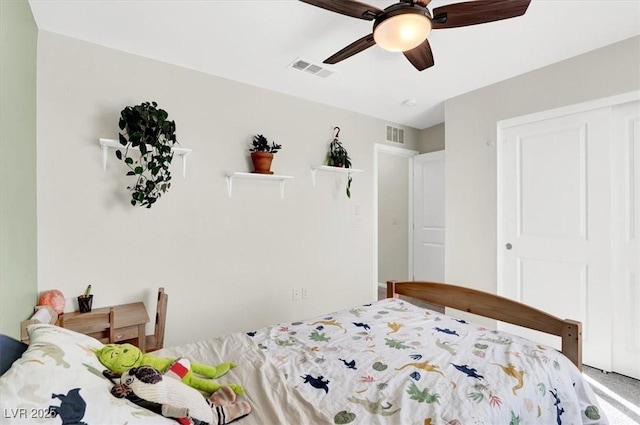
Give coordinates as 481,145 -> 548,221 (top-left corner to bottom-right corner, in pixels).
289,58 -> 335,79
386,125 -> 405,144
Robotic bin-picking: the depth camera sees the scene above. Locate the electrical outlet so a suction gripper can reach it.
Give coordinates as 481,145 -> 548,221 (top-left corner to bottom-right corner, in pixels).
292,288 -> 301,301
301,287 -> 309,300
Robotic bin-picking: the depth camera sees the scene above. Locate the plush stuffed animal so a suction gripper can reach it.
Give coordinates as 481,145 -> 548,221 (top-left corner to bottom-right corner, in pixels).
95,343 -> 243,395
104,363 -> 251,425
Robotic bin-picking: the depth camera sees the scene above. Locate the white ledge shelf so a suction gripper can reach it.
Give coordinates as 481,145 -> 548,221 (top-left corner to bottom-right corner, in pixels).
310,165 -> 364,186
99,138 -> 192,178
225,172 -> 294,199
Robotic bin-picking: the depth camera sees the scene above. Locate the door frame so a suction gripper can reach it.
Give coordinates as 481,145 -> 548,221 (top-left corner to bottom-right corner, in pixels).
373,143 -> 419,297
496,90 -> 640,300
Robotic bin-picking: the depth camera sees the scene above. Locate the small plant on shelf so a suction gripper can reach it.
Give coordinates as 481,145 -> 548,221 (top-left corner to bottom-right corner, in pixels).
326,127 -> 353,198
250,134 -> 282,174
116,101 -> 178,208
250,134 -> 282,154
327,139 -> 351,169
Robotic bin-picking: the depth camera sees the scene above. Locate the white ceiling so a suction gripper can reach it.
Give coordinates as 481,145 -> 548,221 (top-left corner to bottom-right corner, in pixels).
28,0 -> 640,130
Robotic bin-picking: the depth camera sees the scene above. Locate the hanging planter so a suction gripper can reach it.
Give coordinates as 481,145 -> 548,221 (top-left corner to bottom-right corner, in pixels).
326,127 -> 353,198
250,134 -> 282,174
115,101 -> 178,208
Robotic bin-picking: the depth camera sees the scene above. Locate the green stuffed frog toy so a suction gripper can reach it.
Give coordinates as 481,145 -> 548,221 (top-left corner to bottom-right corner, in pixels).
95,343 -> 244,395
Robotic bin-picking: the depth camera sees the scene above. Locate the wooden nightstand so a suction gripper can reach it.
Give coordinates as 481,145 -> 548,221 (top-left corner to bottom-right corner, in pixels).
58,302 -> 150,351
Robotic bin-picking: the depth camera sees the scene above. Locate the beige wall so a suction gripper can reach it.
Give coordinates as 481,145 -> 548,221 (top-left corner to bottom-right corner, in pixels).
0,0 -> 38,338
418,123 -> 445,153
445,36 -> 640,295
377,152 -> 410,284
35,31 -> 419,346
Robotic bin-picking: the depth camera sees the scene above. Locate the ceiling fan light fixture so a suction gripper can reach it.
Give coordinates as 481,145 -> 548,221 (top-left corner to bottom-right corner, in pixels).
373,12 -> 431,52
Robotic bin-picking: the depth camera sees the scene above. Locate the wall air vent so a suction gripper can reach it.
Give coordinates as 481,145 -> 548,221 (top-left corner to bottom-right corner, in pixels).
289,58 -> 335,79
386,125 -> 405,144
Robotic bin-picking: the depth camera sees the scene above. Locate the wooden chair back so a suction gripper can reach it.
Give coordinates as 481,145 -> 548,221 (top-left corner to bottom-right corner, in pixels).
145,287 -> 168,352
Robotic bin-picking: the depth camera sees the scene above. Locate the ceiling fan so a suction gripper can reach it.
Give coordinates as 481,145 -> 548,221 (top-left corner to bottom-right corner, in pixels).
299,0 -> 531,71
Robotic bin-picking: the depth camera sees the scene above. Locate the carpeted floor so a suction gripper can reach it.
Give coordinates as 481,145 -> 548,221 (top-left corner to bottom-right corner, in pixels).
582,365 -> 640,425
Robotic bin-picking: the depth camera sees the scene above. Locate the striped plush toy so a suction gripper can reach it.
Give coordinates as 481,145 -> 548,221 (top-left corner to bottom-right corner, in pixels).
104,361 -> 251,425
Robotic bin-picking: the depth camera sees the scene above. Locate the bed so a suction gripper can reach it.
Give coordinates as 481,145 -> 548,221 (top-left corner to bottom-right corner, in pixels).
0,281 -> 606,424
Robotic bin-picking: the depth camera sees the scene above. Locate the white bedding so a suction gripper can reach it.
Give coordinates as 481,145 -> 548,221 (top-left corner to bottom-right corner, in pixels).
0,324 -> 175,424
160,298 -> 607,425
0,298 -> 606,425
0,325 -> 320,425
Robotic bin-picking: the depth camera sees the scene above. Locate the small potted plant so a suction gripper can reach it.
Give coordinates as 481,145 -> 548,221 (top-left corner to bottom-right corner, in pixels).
250,134 -> 282,174
326,128 -> 353,198
77,284 -> 93,313
116,101 -> 178,208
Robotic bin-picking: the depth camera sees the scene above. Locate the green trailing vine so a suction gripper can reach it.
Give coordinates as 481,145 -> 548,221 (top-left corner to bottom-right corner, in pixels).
116,101 -> 177,208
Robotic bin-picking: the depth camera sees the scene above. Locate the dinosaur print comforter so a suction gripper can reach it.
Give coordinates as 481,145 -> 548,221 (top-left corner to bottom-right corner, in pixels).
243,297 -> 606,425
1,299 -> 606,425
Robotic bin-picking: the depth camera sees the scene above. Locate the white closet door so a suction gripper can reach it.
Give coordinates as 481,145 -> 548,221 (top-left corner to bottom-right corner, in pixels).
499,107 -> 613,372
612,101 -> 640,380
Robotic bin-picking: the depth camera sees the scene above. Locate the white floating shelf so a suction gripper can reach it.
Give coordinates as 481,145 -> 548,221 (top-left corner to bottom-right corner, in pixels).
225,172 -> 294,199
99,138 -> 192,178
310,165 -> 364,186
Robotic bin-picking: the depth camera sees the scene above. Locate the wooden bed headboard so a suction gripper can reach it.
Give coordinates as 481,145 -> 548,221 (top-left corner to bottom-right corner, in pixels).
386,280 -> 582,370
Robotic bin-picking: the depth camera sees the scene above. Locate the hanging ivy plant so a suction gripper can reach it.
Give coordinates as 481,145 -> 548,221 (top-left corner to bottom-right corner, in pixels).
326,127 -> 353,198
116,101 -> 177,208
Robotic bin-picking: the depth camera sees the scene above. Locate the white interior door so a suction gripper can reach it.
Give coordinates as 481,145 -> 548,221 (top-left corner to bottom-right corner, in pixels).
413,151 -> 445,281
499,108 -> 613,372
611,101 -> 640,380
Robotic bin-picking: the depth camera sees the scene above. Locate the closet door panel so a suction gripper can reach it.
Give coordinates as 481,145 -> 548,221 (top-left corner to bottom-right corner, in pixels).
500,107 -> 612,371
612,100 -> 640,380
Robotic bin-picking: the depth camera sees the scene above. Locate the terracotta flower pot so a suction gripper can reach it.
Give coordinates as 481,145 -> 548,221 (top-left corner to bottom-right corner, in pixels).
251,152 -> 274,174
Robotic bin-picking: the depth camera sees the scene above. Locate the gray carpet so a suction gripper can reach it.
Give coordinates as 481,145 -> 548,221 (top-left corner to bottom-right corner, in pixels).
582,365 -> 640,425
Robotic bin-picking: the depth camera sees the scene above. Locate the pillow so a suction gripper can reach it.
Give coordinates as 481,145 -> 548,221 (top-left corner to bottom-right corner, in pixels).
0,334 -> 28,376
0,324 -> 174,424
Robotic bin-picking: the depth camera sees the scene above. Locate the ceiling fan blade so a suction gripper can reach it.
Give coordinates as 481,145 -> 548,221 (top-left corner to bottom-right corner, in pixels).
299,0 -> 383,20
324,33 -> 376,65
414,0 -> 433,7
403,38 -> 435,71
431,0 -> 531,29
